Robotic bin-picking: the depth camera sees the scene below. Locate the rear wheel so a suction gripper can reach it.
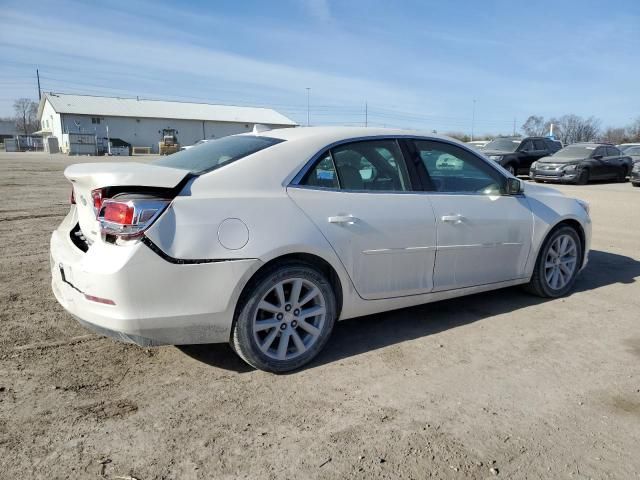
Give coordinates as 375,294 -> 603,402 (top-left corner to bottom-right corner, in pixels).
525,226 -> 582,298
576,168 -> 590,185
616,167 -> 627,183
633,182 -> 640,188
232,263 -> 337,373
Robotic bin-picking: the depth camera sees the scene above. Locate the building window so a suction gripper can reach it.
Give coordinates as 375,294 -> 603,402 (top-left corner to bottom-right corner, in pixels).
91,117 -> 101,124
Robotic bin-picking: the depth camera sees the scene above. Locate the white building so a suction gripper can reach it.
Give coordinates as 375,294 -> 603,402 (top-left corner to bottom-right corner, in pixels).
36,93 -> 297,154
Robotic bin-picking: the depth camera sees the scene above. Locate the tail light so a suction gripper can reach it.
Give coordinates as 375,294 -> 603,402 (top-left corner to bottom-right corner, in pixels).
91,188 -> 104,216
98,197 -> 170,239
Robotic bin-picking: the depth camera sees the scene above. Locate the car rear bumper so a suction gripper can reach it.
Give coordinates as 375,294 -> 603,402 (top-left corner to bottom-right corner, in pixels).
50,213 -> 260,346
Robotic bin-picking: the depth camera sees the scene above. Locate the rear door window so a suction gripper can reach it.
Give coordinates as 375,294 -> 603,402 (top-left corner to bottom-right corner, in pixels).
302,152 -> 339,189
606,146 -> 621,157
331,140 -> 412,191
533,139 -> 546,151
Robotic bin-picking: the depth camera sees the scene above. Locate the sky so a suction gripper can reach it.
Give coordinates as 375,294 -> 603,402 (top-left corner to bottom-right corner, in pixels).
0,0 -> 638,135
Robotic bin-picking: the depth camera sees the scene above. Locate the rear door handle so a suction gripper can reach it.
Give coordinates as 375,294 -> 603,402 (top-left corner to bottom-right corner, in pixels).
328,214 -> 358,225
441,214 -> 464,224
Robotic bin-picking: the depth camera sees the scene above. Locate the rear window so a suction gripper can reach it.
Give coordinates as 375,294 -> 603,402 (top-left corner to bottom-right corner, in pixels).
153,135 -> 284,174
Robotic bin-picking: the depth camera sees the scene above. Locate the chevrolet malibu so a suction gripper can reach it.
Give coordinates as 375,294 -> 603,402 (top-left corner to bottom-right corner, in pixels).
51,127 -> 591,372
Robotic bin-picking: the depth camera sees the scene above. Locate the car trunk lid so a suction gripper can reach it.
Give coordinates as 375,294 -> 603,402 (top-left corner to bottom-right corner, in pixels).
64,162 -> 190,243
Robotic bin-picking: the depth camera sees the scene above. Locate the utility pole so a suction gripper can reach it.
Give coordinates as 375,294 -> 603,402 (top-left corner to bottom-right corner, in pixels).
306,87 -> 310,126
513,118 -> 516,136
365,101 -> 368,127
36,68 -> 41,100
471,99 -> 476,141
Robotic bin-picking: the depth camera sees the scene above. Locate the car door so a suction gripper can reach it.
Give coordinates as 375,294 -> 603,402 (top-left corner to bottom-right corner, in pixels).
533,139 -> 550,162
410,139 -> 533,291
287,139 -> 438,300
516,139 -> 537,172
606,146 -> 626,178
590,146 -> 608,178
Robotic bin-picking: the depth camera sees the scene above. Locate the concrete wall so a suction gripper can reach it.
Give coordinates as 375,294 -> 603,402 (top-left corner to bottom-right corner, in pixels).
56,113 -> 292,154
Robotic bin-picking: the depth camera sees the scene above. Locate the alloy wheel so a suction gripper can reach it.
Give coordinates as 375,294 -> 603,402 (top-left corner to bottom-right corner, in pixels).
544,234 -> 578,290
252,278 -> 326,361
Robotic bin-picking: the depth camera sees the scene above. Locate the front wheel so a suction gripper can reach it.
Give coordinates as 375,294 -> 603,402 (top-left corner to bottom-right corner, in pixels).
232,263 -> 337,373
525,226 -> 582,298
576,168 -> 590,185
505,164 -> 517,176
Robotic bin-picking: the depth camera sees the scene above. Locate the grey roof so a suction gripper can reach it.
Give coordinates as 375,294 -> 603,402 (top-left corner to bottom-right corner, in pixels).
39,93 -> 297,126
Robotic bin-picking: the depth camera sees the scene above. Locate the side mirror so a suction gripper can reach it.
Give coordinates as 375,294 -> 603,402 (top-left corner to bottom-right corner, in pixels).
593,154 -> 603,160
505,177 -> 523,195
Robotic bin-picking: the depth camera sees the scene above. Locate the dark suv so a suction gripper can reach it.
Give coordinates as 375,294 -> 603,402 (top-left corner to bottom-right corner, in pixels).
483,136 -> 562,175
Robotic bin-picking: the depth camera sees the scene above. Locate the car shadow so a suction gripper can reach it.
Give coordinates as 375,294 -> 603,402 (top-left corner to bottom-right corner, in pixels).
179,249 -> 639,373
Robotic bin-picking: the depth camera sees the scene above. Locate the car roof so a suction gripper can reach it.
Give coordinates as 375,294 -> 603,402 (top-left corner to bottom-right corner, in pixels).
251,126 -> 456,145
569,142 -> 612,147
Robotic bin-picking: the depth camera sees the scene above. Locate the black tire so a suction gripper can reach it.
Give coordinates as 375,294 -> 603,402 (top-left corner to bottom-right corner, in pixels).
505,163 -> 517,176
633,182 -> 640,188
533,179 -> 543,183
524,225 -> 583,298
576,168 -> 590,185
231,262 -> 337,373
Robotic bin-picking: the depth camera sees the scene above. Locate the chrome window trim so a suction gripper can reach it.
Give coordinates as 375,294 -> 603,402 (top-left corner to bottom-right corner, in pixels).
289,135 -> 510,191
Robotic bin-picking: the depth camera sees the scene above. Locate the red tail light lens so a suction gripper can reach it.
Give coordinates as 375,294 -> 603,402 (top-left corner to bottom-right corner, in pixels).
103,202 -> 134,225
91,188 -> 104,216
98,197 -> 170,239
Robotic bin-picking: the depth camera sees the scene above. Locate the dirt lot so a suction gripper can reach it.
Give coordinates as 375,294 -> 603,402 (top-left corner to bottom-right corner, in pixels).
1,151 -> 639,479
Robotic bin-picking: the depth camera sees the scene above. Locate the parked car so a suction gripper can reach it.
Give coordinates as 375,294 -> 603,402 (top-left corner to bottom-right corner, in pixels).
51,127 -> 591,372
621,145 -> 640,163
465,140 -> 490,150
483,136 -> 562,175
617,143 -> 640,153
529,143 -> 633,185
629,148 -> 640,187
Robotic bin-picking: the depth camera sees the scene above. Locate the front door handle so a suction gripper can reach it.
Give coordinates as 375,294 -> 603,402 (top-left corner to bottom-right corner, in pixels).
441,214 -> 464,224
328,214 -> 358,225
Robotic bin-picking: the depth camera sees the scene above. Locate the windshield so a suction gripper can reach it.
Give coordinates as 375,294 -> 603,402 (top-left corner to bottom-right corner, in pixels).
484,138 -> 521,152
552,145 -> 596,159
153,135 -> 283,174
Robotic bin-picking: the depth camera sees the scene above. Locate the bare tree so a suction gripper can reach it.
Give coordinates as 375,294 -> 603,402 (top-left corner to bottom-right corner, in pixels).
521,115 -> 546,136
13,98 -> 39,135
601,127 -> 627,144
626,117 -> 640,142
553,115 -> 601,145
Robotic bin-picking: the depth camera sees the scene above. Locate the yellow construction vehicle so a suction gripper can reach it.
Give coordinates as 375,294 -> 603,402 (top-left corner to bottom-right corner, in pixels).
158,128 -> 180,155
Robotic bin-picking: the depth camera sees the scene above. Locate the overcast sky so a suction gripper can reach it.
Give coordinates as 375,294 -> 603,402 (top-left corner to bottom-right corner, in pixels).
0,0 -> 638,134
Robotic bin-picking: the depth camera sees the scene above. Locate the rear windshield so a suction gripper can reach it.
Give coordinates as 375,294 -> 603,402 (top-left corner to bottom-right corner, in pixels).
153,135 -> 284,174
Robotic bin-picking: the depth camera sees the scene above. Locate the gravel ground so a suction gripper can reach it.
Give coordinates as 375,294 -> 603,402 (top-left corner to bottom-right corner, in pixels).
1,152 -> 639,479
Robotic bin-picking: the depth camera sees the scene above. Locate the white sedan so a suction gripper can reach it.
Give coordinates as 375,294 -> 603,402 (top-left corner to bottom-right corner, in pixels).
51,127 -> 591,372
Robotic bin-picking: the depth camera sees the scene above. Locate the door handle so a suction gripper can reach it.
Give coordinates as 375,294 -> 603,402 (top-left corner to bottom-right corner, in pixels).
328,214 -> 358,225
441,214 -> 464,224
